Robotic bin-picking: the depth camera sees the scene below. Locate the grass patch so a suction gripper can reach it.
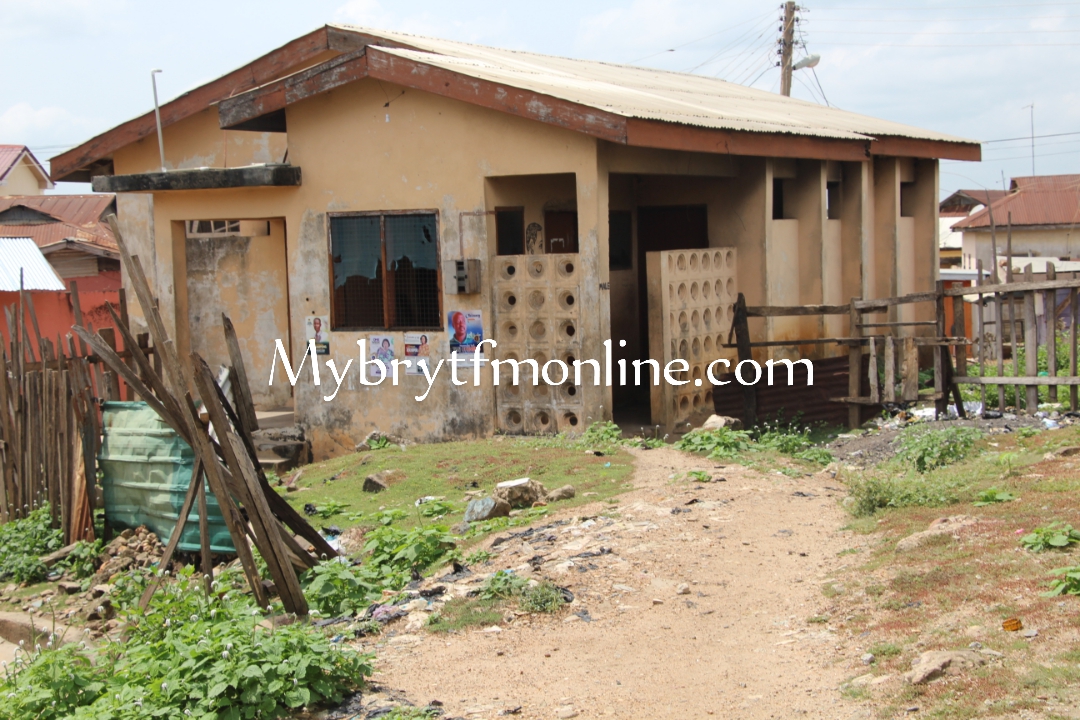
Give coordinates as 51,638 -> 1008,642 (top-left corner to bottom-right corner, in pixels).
425,597 -> 505,633
280,434 -> 635,541
868,641 -> 902,658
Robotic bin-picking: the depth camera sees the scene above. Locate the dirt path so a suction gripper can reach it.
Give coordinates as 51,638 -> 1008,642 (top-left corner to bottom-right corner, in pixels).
365,447 -> 870,719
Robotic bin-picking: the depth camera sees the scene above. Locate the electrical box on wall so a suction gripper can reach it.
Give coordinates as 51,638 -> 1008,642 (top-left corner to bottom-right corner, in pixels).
443,259 -> 481,295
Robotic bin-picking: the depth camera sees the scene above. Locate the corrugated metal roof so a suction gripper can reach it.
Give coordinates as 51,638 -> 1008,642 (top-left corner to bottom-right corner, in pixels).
0,237 -> 66,291
0,145 -> 53,188
953,175 -> 1080,229
334,25 -> 975,144
0,194 -> 116,251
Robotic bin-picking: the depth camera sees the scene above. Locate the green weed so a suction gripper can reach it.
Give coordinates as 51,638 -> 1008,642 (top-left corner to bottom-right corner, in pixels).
0,506 -> 63,584
1044,565 -> 1080,596
479,570 -> 527,600
896,426 -> 982,474
519,581 -> 566,613
973,487 -> 1018,506
425,597 -> 504,633
1020,523 -> 1080,552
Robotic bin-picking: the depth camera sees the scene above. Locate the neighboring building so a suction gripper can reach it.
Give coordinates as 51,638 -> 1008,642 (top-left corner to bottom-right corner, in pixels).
0,236 -> 77,346
952,175 -> 1080,274
0,194 -> 121,290
0,146 -> 54,196
939,188 -> 1006,268
50,25 -> 980,456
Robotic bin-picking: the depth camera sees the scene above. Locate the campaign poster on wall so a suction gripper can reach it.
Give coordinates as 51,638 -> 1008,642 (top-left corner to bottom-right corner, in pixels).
404,332 -> 434,376
368,335 -> 395,378
305,315 -> 330,355
447,310 -> 484,358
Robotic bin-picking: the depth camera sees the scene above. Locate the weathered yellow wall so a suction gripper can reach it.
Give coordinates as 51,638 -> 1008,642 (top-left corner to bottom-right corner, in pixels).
1,157 -> 47,195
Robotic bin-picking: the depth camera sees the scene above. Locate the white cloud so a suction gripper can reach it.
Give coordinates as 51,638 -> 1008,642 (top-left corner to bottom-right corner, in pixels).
0,102 -> 98,151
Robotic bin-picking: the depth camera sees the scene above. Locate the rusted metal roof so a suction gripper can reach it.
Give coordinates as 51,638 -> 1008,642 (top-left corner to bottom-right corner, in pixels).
333,25 -> 976,146
0,194 -> 117,251
0,145 -> 53,189
952,175 -> 1080,230
0,237 -> 66,292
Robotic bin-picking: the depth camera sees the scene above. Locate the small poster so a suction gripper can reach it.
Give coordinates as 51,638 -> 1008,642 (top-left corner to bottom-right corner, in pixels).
305,315 -> 330,355
404,332 -> 434,376
448,310 -> 484,358
368,335 -> 395,378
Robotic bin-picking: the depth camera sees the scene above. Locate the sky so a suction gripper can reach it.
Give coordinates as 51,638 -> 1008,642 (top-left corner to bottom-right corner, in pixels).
2,0 -> 1077,198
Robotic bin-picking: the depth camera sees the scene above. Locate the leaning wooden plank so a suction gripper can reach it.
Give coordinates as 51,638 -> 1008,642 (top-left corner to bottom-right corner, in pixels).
20,289 -> 44,363
847,300 -> 862,429
138,458 -> 205,609
868,337 -> 879,404
884,336 -> 896,404
854,291 -> 940,311
208,378 -> 336,559
98,328 -> 123,400
745,304 -> 850,318
104,302 -> 185,423
72,326 -> 184,438
222,314 -> 259,433
191,354 -> 307,615
68,281 -> 89,357
179,392 -> 269,610
197,479 -> 213,597
901,337 -> 919,402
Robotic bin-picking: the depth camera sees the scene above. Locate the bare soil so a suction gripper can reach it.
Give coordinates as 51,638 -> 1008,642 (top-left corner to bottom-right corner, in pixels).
358,446 -> 869,719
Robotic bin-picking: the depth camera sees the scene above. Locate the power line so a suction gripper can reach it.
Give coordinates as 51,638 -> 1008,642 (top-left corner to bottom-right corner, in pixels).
808,28 -> 1080,34
810,41 -> 1080,46
974,148 -> 1080,162
983,130 -> 1080,143
628,9 -> 776,64
812,2 -> 1080,9
804,14 -> 1080,21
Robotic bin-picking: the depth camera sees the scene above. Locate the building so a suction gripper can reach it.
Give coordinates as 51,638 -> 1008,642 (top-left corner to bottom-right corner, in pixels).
939,188 -> 1006,268
0,146 -> 54,196
952,175 -> 1080,274
50,26 -> 980,457
0,236 -> 77,346
0,194 -> 120,290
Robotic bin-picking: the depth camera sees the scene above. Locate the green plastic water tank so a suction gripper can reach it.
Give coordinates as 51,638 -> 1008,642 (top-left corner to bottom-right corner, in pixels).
98,401 -> 235,553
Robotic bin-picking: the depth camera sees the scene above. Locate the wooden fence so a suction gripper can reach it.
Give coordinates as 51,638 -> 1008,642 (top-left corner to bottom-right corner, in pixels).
0,281 -> 156,543
727,269 -> 1080,429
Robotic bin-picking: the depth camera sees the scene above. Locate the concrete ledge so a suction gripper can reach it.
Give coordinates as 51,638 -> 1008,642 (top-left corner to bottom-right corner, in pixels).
91,164 -> 301,193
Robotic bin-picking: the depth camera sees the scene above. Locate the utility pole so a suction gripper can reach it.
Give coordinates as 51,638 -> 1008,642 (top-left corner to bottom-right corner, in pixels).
780,2 -> 797,97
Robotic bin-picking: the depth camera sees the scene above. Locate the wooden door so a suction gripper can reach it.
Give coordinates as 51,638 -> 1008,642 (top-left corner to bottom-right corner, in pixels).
544,211 -> 578,254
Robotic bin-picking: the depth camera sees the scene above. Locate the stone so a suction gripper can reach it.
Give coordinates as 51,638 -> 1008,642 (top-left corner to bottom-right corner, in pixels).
849,673 -> 875,687
494,478 -> 547,508
895,516 -> 978,552
546,485 -> 576,502
363,469 -> 404,492
1020,628 -> 1038,638
1055,446 -> 1080,457
464,498 -> 511,523
675,583 -> 691,595
556,707 -> 580,719
57,581 -> 82,595
701,414 -> 743,431
861,653 -> 875,665
84,599 -> 115,623
904,650 -> 985,685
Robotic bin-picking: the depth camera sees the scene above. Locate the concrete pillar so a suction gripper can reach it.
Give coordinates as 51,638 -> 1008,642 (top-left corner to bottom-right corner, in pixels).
911,158 -> 940,327
765,159 -> 800,354
827,161 -> 869,340
871,157 -> 901,318
115,193 -> 157,333
576,143 -> 612,420
789,160 -> 826,354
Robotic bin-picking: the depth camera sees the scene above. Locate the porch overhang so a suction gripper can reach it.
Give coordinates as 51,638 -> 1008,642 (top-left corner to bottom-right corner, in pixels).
91,164 -> 302,193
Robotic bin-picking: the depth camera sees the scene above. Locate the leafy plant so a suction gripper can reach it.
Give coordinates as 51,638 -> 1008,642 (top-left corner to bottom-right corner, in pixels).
60,539 -> 104,581
302,560 -> 376,617
1021,523 -> 1080,552
312,500 -> 350,518
519,581 -> 565,613
369,509 -> 409,526
418,500 -> 457,518
845,473 -> 966,517
368,436 -> 394,450
579,420 -> 624,446
425,597 -> 504,633
0,565 -> 372,720
687,470 -> 711,483
464,549 -> 492,565
675,427 -> 753,459
997,451 -> 1022,477
974,487 -> 1018,506
361,525 -> 456,591
896,426 -> 983,474
0,505 -> 63,584
479,570 -> 527,600
1016,427 -> 1040,440
1044,565 -> 1080,597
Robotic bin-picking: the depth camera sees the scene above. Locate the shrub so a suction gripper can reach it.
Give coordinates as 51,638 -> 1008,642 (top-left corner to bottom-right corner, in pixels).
0,565 -> 372,720
0,506 -> 63,584
896,426 -> 982,473
1021,523 -> 1080,552
61,540 -> 104,581
675,428 -> 753,459
302,560 -> 377,617
1044,566 -> 1080,597
519,581 -> 566,613
479,570 -> 527,600
360,525 -> 456,592
973,487 -> 1018,506
846,473 -> 966,517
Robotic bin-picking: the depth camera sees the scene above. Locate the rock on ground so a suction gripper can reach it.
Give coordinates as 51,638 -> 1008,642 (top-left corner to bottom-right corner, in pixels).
895,515 -> 978,552
494,478 -> 547,508
904,650 -> 985,685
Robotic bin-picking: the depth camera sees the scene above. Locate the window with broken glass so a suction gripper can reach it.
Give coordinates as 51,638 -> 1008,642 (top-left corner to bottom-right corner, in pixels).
329,212 -> 442,330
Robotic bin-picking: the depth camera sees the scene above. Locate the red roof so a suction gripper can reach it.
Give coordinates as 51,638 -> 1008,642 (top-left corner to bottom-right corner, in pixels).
0,145 -> 51,187
0,194 -> 117,252
952,175 -> 1080,230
